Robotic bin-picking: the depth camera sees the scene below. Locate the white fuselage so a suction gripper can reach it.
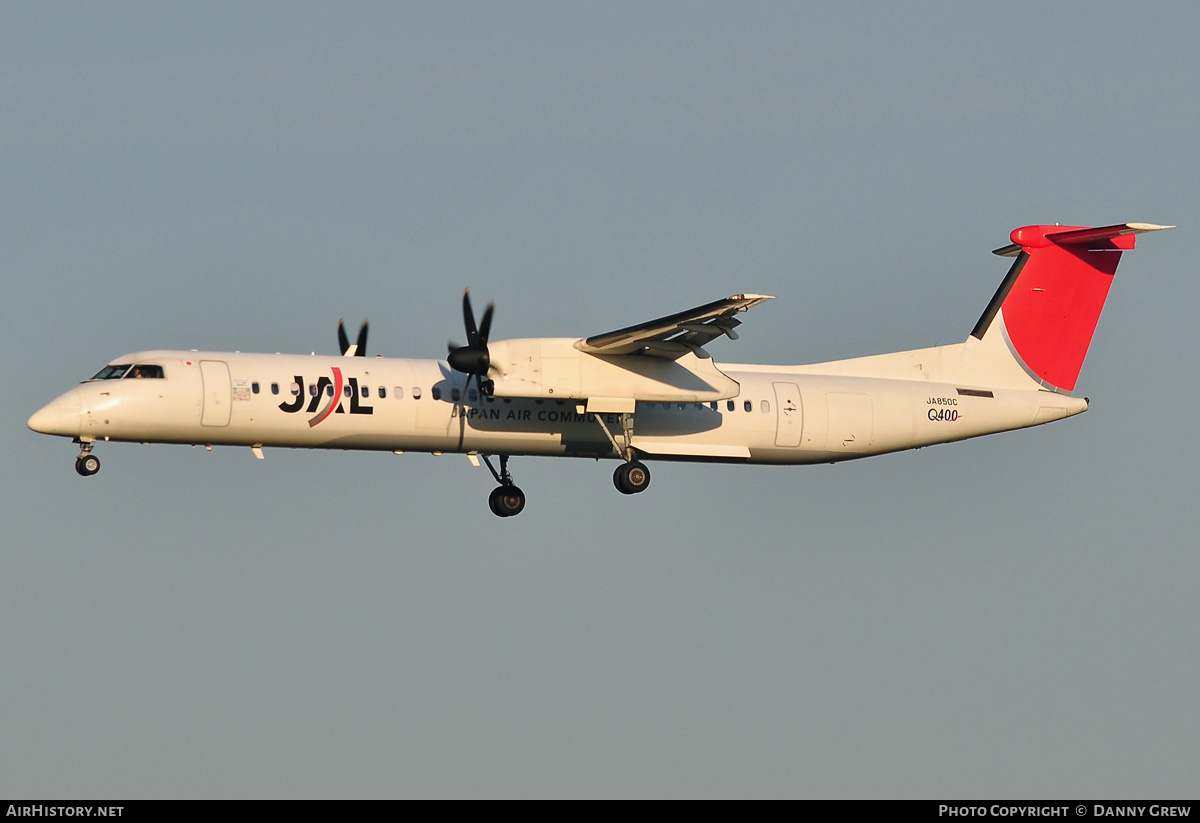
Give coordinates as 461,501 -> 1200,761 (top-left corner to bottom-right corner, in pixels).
29,349 -> 1086,466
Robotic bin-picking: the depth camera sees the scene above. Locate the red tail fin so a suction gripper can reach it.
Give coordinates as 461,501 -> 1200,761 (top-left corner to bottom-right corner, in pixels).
971,223 -> 1171,392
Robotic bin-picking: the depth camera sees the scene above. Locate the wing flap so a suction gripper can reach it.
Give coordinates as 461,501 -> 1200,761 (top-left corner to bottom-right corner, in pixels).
577,294 -> 773,356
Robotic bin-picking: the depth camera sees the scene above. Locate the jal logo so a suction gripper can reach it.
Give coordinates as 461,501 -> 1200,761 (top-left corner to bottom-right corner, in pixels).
277,367 -> 374,427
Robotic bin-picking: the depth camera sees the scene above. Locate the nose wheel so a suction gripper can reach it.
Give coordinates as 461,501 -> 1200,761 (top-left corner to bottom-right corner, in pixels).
75,455 -> 100,476
73,441 -> 101,477
613,460 -> 650,494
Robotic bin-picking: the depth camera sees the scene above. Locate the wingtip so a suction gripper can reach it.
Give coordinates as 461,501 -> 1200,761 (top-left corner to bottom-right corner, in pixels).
1126,222 -> 1175,232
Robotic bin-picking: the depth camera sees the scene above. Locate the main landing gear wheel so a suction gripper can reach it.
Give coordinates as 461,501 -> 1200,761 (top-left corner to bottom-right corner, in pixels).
480,454 -> 525,517
489,485 -> 526,518
75,454 -> 100,477
613,461 -> 650,495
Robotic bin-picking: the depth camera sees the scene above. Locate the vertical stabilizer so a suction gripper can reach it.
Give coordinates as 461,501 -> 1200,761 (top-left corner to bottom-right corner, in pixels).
969,223 -> 1172,393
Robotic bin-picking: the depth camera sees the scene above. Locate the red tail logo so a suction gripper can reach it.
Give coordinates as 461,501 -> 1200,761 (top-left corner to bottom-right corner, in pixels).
975,223 -> 1170,392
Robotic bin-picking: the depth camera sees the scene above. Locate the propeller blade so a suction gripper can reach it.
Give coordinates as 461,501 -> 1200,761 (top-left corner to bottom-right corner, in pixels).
355,321 -> 369,357
478,302 -> 495,345
337,319 -> 350,356
448,290 -> 495,377
462,290 -> 479,348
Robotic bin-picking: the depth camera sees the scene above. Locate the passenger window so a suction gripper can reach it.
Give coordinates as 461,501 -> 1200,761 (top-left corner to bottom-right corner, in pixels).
744,400 -> 752,412
468,389 -> 478,402
326,384 -> 335,397
761,400 -> 770,413
309,384 -> 317,396
343,386 -> 352,398
362,385 -> 370,398
412,387 -> 421,399
451,388 -> 461,402
271,383 -> 280,395
379,387 -> 387,399
726,400 -> 735,412
709,402 -> 717,411
252,382 -> 260,394
432,387 -> 442,400
291,382 -> 301,396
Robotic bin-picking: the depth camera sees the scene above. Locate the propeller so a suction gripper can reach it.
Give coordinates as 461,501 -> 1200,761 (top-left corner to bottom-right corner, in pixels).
447,290 -> 495,396
338,319 -> 369,357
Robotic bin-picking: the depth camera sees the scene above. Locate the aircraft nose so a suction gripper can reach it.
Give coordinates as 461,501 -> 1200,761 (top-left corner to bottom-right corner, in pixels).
28,390 -> 82,436
27,404 -> 56,434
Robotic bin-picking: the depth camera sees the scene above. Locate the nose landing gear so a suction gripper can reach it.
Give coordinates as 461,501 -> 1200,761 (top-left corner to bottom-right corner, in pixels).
73,440 -> 100,477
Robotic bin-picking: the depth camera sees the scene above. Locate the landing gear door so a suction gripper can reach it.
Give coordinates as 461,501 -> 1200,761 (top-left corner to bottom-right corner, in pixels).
772,382 -> 803,447
200,360 -> 231,427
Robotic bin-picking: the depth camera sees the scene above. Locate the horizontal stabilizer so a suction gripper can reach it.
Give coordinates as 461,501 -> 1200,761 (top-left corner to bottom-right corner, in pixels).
993,223 -> 1174,257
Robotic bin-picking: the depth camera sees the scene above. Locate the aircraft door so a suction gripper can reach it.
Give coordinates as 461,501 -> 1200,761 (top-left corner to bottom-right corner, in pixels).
200,360 -> 231,427
772,382 -> 804,447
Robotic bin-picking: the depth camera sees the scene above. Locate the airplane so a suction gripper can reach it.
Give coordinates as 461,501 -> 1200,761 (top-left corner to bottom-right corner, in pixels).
28,221 -> 1171,517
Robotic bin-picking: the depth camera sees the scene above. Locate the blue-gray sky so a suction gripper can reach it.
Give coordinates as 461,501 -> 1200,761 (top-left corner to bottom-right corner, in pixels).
3,2 -> 1197,798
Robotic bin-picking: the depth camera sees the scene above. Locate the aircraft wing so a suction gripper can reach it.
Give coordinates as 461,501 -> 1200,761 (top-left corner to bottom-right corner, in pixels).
575,293 -> 773,357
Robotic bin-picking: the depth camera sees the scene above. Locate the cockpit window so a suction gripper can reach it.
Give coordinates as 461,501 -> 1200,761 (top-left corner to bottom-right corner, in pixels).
127,364 -> 165,379
88,363 -> 165,381
91,364 -> 131,380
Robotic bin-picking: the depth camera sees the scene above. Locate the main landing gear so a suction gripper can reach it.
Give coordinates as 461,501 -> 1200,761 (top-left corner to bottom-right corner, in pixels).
74,440 -> 100,477
595,411 -> 652,496
480,454 -> 525,518
479,409 -> 655,515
